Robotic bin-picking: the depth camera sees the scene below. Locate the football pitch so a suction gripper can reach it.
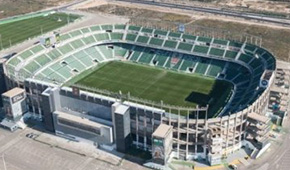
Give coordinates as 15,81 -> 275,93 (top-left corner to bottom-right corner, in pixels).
74,61 -> 233,117
0,12 -> 80,50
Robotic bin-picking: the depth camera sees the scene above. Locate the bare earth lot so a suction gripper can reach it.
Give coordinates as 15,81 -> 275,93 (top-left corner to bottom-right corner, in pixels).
81,3 -> 290,61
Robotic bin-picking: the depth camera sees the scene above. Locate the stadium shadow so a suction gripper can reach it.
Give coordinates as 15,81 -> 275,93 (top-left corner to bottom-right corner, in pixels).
185,92 -> 209,107
185,80 -> 233,118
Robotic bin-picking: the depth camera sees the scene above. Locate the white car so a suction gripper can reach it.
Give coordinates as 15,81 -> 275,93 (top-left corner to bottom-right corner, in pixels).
229,164 -> 238,170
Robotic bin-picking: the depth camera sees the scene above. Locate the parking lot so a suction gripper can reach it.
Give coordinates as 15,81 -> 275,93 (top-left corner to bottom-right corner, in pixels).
0,127 -> 148,170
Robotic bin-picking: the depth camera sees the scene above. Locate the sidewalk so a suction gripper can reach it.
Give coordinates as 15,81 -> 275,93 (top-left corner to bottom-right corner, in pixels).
194,159 -> 241,170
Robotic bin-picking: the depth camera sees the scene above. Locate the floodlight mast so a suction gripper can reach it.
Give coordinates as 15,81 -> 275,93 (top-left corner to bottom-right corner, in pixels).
0,34 -> 3,50
1,154 -> 7,170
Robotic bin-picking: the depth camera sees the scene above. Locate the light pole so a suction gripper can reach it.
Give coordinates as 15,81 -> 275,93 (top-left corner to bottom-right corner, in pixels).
288,50 -> 290,63
1,154 -> 7,170
67,14 -> 70,24
0,34 -> 3,50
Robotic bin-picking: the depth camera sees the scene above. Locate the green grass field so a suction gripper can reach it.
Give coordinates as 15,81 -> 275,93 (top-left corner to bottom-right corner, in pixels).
74,61 -> 233,117
0,12 -> 80,50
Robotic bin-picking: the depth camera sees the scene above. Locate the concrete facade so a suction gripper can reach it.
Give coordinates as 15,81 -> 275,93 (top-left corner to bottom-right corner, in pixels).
17,77 -> 273,165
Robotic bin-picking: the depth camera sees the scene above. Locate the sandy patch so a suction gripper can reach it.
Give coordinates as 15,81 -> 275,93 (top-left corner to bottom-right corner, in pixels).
74,0 -> 108,9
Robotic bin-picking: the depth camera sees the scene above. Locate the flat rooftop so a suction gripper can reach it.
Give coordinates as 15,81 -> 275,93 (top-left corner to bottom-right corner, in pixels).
248,112 -> 270,124
271,86 -> 288,94
115,104 -> 129,115
152,124 -> 172,138
2,87 -> 25,98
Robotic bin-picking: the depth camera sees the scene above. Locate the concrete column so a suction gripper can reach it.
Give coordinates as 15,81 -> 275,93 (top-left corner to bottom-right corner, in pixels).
239,112 -> 245,142
38,108 -> 42,119
32,106 -> 36,117
204,106 -> 208,157
195,107 -> 199,156
220,118 -> 223,154
225,116 -> 230,155
152,112 -> 155,135
233,113 -> 238,148
144,108 -> 147,150
169,108 -> 171,125
177,109 -> 180,159
186,110 -> 189,159
143,108 -> 147,150
136,111 -> 139,147
136,134 -> 139,148
144,136 -> 147,150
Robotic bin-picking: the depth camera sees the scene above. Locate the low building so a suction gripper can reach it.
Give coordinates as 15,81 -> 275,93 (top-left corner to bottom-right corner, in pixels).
152,124 -> 173,165
1,87 -> 27,131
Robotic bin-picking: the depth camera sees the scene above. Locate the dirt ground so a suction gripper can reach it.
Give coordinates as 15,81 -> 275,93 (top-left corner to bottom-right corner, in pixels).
192,19 -> 290,61
139,0 -> 290,15
218,0 -> 290,14
0,0 -> 73,19
83,4 -> 193,23
77,3 -> 290,61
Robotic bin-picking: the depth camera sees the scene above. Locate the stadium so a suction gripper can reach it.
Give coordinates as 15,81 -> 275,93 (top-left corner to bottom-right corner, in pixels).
1,23 -> 275,166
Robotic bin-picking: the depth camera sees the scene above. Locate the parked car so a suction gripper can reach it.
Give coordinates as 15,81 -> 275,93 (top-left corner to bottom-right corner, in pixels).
26,133 -> 33,138
228,164 -> 238,170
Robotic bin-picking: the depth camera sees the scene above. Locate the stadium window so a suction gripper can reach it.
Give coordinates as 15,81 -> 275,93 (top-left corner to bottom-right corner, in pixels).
146,117 -> 151,123
28,106 -> 33,112
173,132 -> 178,138
139,136 -> 144,143
93,59 -> 98,63
26,97 -> 31,104
147,138 -> 152,145
105,30 -> 112,33
131,133 -> 137,141
154,34 -> 158,37
25,87 -> 30,93
139,116 -> 145,122
34,108 -> 39,114
108,45 -> 114,49
180,133 -> 187,140
206,42 -> 210,46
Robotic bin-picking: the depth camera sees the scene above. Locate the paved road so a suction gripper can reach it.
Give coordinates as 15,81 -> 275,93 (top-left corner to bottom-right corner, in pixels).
113,0 -> 290,27
59,0 -> 89,10
240,118 -> 290,170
